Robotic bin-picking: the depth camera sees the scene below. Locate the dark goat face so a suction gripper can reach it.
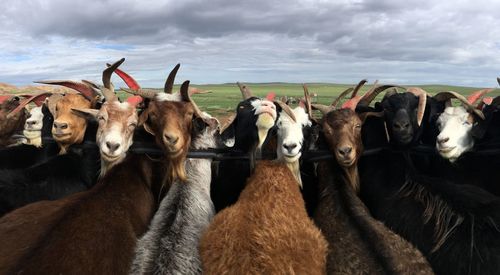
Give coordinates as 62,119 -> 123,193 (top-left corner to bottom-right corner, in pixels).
322,109 -> 363,168
0,96 -> 25,138
225,97 -> 277,152
381,93 -> 420,146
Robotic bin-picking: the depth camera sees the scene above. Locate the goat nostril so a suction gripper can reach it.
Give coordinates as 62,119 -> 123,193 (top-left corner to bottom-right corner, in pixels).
164,134 -> 179,145
338,147 -> 353,156
106,142 -> 120,152
54,122 -> 68,130
27,121 -> 36,126
438,137 -> 450,144
284,143 -> 298,151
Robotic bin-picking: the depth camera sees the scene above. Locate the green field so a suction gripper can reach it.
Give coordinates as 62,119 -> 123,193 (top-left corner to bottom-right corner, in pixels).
121,83 -> 499,117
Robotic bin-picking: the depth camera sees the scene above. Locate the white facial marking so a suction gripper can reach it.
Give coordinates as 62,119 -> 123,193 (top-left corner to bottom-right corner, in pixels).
24,106 -> 43,131
436,106 -> 474,162
277,107 -> 311,163
156,93 -> 182,102
251,99 -> 277,121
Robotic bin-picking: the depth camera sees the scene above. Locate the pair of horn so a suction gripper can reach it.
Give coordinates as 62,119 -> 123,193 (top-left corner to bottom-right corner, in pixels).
34,58 -> 126,104
122,64 -> 207,120
6,92 -> 53,118
236,82 -> 297,123
434,89 -> 491,120
121,64 -> 209,99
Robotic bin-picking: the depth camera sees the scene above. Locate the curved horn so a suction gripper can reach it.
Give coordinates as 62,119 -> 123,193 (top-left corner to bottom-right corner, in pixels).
120,87 -> 157,99
106,63 -> 140,91
311,104 -> 334,115
237,82 -> 253,100
331,87 -> 354,107
407,87 -> 428,126
434,91 -> 485,119
497,77 -> 500,86
180,80 -> 205,120
351,79 -> 368,99
341,96 -> 363,111
302,84 -> 313,118
34,80 -> 96,102
357,84 -> 404,107
274,100 -> 297,123
164,64 -> 181,94
467,88 -> 493,105
102,58 -> 125,102
7,92 -> 52,118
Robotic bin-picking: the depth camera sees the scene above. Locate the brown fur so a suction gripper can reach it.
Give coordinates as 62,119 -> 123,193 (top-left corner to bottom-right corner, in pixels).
200,160 -> 328,275
140,100 -> 196,183
314,108 -> 434,274
0,97 -> 27,147
51,94 -> 92,154
0,153 -> 162,274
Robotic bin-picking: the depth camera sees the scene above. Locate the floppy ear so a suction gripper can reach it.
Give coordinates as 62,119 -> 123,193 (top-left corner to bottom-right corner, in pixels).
138,108 -> 155,136
72,108 -> 99,120
359,111 -> 384,124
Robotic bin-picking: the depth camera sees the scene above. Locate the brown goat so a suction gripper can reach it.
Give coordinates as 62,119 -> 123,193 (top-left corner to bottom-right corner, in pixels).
312,86 -> 434,274
0,62 -> 212,274
200,160 -> 328,275
0,96 -> 27,147
35,80 -> 101,154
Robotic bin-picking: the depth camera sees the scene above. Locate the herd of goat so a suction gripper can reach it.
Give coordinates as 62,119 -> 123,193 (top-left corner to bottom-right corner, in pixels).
0,58 -> 499,274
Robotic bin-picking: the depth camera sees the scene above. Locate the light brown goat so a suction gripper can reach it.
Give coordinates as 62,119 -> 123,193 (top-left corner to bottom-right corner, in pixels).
200,160 -> 328,274
312,84 -> 434,274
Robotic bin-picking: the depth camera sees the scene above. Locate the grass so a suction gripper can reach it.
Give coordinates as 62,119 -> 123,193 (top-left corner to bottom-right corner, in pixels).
8,82 -> 500,118
116,83 -> 500,117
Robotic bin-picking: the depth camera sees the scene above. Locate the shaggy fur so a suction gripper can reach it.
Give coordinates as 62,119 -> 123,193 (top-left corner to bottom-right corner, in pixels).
0,153 -> 163,274
359,150 -> 500,275
314,108 -> 433,274
200,161 -> 328,275
130,121 -> 218,275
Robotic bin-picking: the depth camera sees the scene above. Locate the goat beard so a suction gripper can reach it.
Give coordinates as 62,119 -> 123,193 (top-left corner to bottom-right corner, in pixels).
23,129 -> 42,147
163,149 -> 188,185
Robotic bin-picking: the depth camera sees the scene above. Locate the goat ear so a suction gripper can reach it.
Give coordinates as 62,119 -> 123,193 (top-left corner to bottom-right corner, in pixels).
71,108 -> 99,120
138,108 -> 155,136
359,111 -> 384,124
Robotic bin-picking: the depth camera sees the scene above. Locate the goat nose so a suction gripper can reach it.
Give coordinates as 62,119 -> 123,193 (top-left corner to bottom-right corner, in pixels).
105,142 -> 120,153
27,120 -> 36,126
283,143 -> 298,151
53,121 -> 68,130
164,134 -> 179,145
338,147 -> 352,156
394,121 -> 410,131
438,137 -> 449,144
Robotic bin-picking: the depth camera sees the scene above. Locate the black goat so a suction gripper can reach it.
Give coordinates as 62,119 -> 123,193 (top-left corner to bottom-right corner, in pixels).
359,151 -> 500,275
211,83 -> 278,212
0,120 -> 99,217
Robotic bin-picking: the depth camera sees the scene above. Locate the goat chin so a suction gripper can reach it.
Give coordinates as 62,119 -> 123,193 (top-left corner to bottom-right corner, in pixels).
22,130 -> 42,147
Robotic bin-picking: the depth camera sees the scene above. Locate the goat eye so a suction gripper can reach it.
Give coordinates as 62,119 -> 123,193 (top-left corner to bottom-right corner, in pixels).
355,124 -> 361,129
463,121 -> 471,126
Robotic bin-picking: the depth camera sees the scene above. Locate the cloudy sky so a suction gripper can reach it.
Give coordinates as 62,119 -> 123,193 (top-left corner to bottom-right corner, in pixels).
1,0 -> 499,87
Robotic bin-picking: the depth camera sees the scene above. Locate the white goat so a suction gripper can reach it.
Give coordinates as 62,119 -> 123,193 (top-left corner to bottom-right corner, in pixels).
130,115 -> 219,275
275,105 -> 311,186
434,90 -> 488,162
22,106 -> 44,147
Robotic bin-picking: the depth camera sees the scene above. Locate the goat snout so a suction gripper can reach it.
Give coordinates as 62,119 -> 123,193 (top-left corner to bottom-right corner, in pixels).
26,120 -> 36,127
437,136 -> 449,145
53,121 -> 68,130
393,121 -> 410,131
338,146 -> 352,157
164,134 -> 179,145
283,143 -> 297,152
105,141 -> 120,153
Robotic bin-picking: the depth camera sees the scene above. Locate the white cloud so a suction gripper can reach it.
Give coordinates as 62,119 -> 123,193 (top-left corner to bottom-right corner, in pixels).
0,0 -> 499,87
